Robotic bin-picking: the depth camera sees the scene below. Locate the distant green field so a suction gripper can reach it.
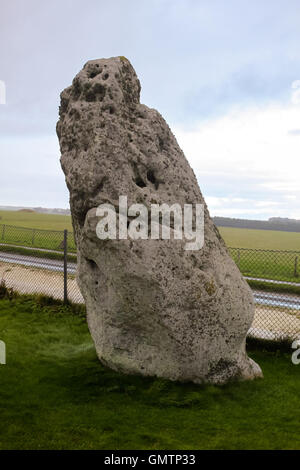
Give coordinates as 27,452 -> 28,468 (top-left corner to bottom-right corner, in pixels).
0,210 -> 72,231
218,226 -> 300,251
229,247 -> 300,282
0,212 -> 300,282
1,211 -> 299,252
0,210 -> 75,252
217,227 -> 300,282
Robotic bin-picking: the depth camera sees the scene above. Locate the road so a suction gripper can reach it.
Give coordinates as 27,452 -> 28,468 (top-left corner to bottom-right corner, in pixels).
245,275 -> 300,287
0,242 -> 76,256
1,250 -> 299,310
253,291 -> 300,311
0,251 -> 77,274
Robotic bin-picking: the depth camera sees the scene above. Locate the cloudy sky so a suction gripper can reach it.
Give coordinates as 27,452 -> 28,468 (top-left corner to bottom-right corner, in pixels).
0,0 -> 300,219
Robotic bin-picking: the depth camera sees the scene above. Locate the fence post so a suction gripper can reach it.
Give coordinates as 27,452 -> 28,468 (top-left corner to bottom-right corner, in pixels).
63,229 -> 68,304
294,256 -> 298,278
1,225 -> 5,241
32,228 -> 36,245
237,250 -> 240,268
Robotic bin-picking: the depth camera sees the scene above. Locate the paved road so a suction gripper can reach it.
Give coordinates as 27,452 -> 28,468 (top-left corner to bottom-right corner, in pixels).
245,275 -> 300,287
0,251 -> 77,274
1,250 -> 299,310
0,242 -> 76,256
253,291 -> 300,311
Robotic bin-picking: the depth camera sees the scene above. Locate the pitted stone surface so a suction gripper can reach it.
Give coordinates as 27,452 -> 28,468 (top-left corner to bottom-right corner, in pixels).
57,56 -> 262,384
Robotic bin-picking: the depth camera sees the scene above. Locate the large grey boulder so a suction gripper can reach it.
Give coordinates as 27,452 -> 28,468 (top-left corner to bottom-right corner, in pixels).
57,56 -> 262,384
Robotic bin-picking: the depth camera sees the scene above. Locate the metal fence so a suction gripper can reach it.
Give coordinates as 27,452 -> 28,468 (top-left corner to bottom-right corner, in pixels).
228,247 -> 300,341
229,247 -> 299,282
0,223 -> 76,252
0,227 -> 83,304
0,223 -> 299,342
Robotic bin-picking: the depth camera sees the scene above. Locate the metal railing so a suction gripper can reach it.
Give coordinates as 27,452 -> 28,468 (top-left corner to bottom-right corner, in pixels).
229,247 -> 299,282
0,227 -> 82,304
228,247 -> 300,341
0,223 -> 76,252
0,223 -> 299,341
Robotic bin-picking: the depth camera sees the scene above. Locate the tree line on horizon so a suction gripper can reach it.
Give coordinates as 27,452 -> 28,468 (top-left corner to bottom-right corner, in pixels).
213,216 -> 300,233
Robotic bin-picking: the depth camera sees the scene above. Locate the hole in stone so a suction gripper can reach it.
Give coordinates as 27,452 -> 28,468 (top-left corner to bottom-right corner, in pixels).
109,106 -> 115,114
89,71 -> 99,79
147,169 -> 160,189
103,73 -> 109,80
87,65 -> 102,78
158,136 -> 165,151
85,83 -> 106,102
72,79 -> 81,100
135,176 -> 146,188
86,259 -> 98,270
146,169 -> 156,185
91,176 -> 107,197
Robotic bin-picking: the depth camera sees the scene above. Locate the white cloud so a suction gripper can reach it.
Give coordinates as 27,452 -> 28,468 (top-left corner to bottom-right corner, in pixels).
291,80 -> 300,104
0,135 -> 68,207
173,96 -> 300,219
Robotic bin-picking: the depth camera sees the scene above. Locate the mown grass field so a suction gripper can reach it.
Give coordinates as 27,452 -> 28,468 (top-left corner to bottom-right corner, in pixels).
220,227 -> 300,282
1,211 -> 299,251
0,211 -> 299,281
229,247 -> 300,282
219,226 -> 300,251
0,210 -> 75,252
0,210 -> 72,231
0,296 -> 299,450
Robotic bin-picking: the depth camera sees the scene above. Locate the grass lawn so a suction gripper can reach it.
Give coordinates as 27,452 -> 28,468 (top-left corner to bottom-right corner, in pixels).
0,296 -> 299,450
219,226 -> 300,251
0,244 -> 77,263
0,210 -> 72,231
228,247 -> 300,283
1,210 -> 300,252
0,211 -> 76,252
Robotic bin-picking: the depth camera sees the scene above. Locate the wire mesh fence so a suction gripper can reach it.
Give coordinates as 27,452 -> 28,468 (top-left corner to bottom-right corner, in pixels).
228,247 -> 300,341
0,255 -> 83,304
229,247 -> 299,282
0,228 -> 83,304
0,223 -> 76,252
0,223 -> 299,342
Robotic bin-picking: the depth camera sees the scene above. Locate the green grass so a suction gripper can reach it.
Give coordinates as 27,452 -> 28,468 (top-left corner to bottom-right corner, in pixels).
0,211 -> 76,252
0,210 -> 72,231
0,296 -> 299,450
0,244 -> 77,263
247,279 -> 300,296
0,211 -> 299,282
1,211 -> 299,252
219,226 -> 300,251
229,247 -> 300,282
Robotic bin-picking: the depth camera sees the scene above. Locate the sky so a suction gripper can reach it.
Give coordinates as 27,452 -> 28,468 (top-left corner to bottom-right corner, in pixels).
0,0 -> 300,219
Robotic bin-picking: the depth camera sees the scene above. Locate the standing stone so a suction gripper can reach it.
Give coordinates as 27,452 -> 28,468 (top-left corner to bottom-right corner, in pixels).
57,56 -> 262,384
